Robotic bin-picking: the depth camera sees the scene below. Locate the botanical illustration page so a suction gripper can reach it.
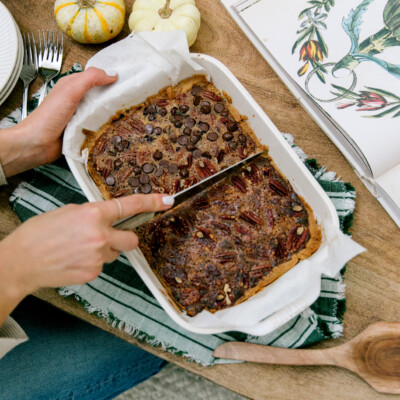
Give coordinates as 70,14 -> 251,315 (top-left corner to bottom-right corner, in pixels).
235,0 -> 400,178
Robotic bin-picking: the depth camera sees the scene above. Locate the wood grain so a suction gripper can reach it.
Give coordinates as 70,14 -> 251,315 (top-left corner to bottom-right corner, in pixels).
1,1 -> 399,399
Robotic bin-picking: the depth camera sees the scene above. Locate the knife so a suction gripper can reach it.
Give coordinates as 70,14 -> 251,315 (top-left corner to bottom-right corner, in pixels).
113,150 -> 267,231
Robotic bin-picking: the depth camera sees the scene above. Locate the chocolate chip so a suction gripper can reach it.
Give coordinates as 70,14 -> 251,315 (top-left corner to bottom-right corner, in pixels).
145,124 -> 154,134
229,141 -> 238,150
193,149 -> 202,158
129,159 -> 137,166
207,132 -> 218,141
171,107 -> 178,116
199,122 -> 209,132
227,121 -> 238,132
108,150 -> 116,156
148,115 -> 155,121
155,167 -> 164,177
169,164 -> 178,173
153,150 -> 163,161
145,135 -> 155,143
179,169 -> 189,178
115,144 -> 124,152
190,135 -> 200,144
140,174 -> 150,184
141,183 -> 152,194
222,132 -> 234,141
114,159 -> 123,169
153,127 -> 162,135
193,96 -> 201,106
186,144 -> 196,152
147,104 -> 157,114
201,151 -> 212,158
174,121 -> 183,128
159,160 -> 169,168
185,118 -> 195,128
111,135 -> 121,145
121,139 -> 130,148
221,110 -> 229,117
142,163 -> 154,174
159,107 -> 167,116
183,127 -> 192,135
179,105 -> 189,113
200,104 -> 211,114
238,133 -> 247,143
191,86 -> 202,96
106,176 -> 115,186
214,103 -> 224,113
128,177 -> 139,187
177,135 -> 188,146
200,101 -> 210,107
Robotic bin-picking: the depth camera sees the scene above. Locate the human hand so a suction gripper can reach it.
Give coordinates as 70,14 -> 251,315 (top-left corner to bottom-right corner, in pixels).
0,67 -> 117,178
0,193 -> 174,321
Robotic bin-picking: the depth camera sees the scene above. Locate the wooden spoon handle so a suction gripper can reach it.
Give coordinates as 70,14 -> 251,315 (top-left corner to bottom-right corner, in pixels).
213,342 -> 341,366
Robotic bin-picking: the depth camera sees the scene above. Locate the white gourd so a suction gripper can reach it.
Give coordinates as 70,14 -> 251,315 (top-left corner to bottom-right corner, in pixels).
129,0 -> 201,47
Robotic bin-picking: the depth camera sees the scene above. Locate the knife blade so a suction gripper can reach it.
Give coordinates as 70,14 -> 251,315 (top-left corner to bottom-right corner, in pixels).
113,150 -> 267,231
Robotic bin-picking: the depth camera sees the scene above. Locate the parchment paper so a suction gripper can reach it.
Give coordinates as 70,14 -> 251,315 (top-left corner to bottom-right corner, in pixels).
63,31 -> 364,332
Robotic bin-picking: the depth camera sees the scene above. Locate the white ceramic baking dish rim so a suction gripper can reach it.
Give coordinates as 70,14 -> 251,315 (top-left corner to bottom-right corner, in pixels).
66,53 -> 339,336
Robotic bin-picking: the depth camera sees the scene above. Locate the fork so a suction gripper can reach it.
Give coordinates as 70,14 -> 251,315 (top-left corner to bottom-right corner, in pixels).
20,33 -> 38,120
38,30 -> 63,105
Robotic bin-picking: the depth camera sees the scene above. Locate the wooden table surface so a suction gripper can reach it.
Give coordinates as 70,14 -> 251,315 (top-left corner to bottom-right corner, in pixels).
1,1 -> 399,399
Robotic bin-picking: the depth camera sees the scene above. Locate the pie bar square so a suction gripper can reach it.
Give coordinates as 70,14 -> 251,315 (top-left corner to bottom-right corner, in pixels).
82,75 -> 321,316
82,75 -> 262,199
136,154 -> 321,316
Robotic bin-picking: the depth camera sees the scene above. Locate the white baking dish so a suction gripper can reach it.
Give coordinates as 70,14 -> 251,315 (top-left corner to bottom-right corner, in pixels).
66,53 -> 341,336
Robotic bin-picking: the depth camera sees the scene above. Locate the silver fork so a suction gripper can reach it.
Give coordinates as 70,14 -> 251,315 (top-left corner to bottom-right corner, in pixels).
38,30 -> 63,105
20,33 -> 38,120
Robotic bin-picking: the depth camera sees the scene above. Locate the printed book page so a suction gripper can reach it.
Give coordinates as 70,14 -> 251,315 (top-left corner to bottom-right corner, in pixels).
233,0 -> 400,180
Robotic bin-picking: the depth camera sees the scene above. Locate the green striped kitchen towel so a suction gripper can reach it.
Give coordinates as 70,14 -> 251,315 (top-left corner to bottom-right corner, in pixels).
5,65 -> 356,366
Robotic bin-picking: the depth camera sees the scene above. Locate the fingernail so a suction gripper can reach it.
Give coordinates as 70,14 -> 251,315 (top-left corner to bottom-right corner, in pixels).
104,68 -> 117,77
162,195 -> 174,206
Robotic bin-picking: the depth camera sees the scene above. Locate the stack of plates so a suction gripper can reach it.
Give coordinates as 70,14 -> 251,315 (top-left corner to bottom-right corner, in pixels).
0,2 -> 22,106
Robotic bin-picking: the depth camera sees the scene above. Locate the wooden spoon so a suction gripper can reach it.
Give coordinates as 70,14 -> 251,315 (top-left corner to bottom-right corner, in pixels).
212,322 -> 400,394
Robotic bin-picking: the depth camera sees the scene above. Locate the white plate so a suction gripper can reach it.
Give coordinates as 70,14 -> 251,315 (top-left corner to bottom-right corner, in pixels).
66,53 -> 340,336
0,2 -> 20,96
0,17 -> 23,106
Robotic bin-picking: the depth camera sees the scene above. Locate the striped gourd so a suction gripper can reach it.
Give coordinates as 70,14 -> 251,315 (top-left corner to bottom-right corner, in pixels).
54,0 -> 125,44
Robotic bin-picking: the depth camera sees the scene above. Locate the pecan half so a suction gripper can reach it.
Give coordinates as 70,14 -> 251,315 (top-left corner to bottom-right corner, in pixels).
287,225 -> 309,251
202,159 -> 216,175
269,179 -> 289,196
231,176 -> 246,193
217,149 -> 225,164
156,99 -> 169,107
239,211 -> 264,226
128,119 -> 145,133
202,91 -> 222,101
193,198 -> 210,210
113,189 -> 129,198
215,253 -> 236,263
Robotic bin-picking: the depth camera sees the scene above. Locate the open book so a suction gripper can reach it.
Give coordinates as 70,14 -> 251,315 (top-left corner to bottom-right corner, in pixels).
221,0 -> 400,227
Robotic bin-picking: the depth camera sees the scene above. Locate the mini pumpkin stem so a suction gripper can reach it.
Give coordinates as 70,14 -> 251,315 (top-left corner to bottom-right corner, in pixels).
78,0 -> 96,8
159,0 -> 172,19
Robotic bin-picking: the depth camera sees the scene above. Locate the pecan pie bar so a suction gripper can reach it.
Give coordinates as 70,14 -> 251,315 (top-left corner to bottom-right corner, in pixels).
136,154 -> 321,316
82,75 -> 262,199
82,75 -> 321,316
